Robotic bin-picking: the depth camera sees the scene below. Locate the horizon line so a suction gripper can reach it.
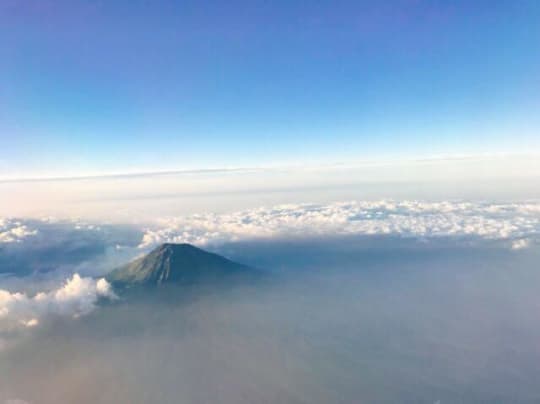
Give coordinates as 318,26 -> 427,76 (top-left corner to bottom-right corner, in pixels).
0,152 -> 537,184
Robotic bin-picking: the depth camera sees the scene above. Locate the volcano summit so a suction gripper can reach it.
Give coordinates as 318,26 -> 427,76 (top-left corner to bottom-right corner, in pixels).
107,243 -> 253,286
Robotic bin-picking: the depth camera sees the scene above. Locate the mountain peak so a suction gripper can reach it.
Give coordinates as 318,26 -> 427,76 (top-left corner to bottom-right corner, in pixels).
157,243 -> 201,252
107,243 -> 252,286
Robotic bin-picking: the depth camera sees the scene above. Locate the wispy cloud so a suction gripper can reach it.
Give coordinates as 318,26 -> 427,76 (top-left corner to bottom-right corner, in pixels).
1,153 -> 538,184
0,167 -> 260,184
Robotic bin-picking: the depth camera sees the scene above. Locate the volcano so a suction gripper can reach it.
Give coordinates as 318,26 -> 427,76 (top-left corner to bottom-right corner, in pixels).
107,243 -> 253,286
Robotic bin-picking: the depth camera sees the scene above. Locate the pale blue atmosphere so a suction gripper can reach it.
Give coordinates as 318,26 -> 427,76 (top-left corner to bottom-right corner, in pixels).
3,3 -> 540,404
1,1 -> 539,176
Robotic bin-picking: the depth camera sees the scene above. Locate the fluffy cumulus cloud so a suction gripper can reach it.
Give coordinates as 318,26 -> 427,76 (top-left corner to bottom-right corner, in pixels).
0,274 -> 116,333
139,200 -> 540,249
0,218 -> 37,244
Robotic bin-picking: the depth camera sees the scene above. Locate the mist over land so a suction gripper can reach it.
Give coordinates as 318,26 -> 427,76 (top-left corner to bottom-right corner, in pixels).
1,200 -> 540,403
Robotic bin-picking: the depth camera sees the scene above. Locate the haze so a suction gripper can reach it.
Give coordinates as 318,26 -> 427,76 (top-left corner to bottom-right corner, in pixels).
1,1 -> 540,403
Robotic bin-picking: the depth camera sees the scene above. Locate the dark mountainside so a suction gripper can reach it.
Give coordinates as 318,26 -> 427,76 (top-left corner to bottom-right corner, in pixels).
107,243 -> 254,287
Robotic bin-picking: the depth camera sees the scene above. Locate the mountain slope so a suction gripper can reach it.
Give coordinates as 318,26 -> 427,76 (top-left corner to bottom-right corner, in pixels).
107,243 -> 252,286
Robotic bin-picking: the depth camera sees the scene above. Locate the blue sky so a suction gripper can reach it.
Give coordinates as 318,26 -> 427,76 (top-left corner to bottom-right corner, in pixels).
1,1 -> 539,177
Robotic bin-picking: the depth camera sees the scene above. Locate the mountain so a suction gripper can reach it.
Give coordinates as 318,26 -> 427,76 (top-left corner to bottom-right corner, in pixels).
107,243 -> 253,286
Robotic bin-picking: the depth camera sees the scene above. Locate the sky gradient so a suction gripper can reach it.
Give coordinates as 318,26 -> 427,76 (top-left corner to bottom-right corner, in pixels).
1,0 -> 539,178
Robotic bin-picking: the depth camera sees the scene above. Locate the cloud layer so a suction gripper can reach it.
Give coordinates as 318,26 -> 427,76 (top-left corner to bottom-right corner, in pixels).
139,200 -> 540,248
1,199 -> 537,281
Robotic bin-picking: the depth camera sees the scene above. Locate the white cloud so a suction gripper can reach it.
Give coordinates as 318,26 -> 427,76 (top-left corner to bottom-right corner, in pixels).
511,238 -> 531,250
0,219 -> 37,243
20,318 -> 39,328
138,200 -> 540,248
0,274 -> 116,333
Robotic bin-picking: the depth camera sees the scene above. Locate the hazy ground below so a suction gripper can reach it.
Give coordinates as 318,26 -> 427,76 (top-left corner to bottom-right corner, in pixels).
1,237 -> 540,404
